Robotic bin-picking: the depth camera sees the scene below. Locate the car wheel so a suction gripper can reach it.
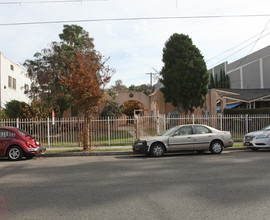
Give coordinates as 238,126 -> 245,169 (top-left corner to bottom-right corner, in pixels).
7,146 -> 23,161
210,141 -> 223,154
151,143 -> 165,157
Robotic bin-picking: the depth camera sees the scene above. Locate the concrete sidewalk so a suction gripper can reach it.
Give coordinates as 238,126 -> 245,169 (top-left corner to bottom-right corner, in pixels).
46,145 -> 132,151
37,145 -> 247,157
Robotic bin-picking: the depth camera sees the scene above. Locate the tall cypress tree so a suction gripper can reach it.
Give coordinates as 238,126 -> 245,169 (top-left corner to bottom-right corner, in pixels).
160,33 -> 209,113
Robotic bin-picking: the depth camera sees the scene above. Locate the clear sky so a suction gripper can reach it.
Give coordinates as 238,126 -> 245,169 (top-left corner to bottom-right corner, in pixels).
0,0 -> 270,88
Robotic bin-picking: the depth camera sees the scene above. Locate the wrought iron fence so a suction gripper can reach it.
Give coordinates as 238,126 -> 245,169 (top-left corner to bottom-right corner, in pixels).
1,114 -> 269,146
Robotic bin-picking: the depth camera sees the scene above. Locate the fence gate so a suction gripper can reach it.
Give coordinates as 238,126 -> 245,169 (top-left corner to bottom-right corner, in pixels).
136,114 -> 166,139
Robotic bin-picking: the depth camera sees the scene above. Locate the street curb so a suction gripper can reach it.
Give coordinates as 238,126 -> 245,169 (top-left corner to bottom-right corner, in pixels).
36,151 -> 132,157
36,147 -> 247,157
225,147 -> 247,151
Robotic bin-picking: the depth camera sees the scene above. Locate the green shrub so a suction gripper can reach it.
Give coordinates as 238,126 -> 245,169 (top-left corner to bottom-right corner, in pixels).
5,100 -> 27,118
224,108 -> 270,115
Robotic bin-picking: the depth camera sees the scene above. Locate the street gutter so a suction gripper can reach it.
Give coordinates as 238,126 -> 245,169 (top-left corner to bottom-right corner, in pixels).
36,146 -> 247,157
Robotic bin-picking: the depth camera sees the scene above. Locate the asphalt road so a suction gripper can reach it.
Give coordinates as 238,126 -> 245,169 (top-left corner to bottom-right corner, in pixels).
1,150 -> 270,220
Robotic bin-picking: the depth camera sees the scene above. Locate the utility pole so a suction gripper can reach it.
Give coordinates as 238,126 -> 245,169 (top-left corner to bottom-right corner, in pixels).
146,72 -> 156,86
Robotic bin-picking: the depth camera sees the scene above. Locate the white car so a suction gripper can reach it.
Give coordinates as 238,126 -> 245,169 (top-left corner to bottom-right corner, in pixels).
243,125 -> 270,150
133,124 -> 233,157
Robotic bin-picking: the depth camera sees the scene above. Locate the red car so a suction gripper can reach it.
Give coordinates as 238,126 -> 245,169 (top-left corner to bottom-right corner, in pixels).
0,127 -> 46,161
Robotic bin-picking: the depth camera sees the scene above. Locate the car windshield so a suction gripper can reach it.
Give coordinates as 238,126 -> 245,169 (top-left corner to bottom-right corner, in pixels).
16,128 -> 31,136
161,126 -> 180,136
261,125 -> 270,131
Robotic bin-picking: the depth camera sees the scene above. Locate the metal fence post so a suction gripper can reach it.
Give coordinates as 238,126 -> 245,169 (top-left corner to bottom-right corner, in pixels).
16,118 -> 19,128
108,117 -> 110,146
192,114 -> 195,124
245,114 -> 249,134
47,118 -> 50,147
136,115 -> 140,139
157,114 -> 160,135
220,114 -> 223,131
164,114 -> 166,132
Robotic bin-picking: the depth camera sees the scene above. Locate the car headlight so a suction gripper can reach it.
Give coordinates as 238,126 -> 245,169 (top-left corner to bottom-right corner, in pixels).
26,141 -> 31,146
256,133 -> 270,139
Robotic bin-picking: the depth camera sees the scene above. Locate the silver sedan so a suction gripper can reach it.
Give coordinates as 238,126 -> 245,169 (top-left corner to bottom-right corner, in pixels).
243,125 -> 270,150
133,124 -> 234,157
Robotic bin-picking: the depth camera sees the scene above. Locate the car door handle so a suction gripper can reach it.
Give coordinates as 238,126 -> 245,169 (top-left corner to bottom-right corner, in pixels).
208,135 -> 212,137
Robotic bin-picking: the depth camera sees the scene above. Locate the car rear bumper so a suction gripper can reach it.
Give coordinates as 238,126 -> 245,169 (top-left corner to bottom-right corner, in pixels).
224,139 -> 234,148
224,143 -> 233,148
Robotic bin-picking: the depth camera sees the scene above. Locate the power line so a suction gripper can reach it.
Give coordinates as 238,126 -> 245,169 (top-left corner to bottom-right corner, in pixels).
206,27 -> 270,63
1,14 -> 270,26
0,0 -> 106,5
207,30 -> 270,69
233,19 -> 270,70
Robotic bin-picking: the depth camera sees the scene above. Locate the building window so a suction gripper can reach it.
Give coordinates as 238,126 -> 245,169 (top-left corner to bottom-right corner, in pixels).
8,76 -> 12,88
8,76 -> 16,90
10,65 -> 14,71
13,78 -> 16,90
24,84 -> 29,92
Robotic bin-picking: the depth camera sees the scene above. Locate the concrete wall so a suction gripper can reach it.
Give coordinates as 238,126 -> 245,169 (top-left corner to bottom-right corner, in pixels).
263,55 -> 270,88
208,62 -> 227,81
242,60 -> 260,89
115,90 -> 177,115
115,92 -> 150,109
227,45 -> 270,89
229,69 -> 241,89
149,90 -> 177,114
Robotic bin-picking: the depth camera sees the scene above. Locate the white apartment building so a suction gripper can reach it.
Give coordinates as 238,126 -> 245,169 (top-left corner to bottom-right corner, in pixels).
0,52 -> 31,109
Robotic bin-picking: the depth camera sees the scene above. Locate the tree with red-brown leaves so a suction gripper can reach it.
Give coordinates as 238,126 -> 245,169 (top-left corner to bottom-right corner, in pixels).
24,25 -> 96,117
60,51 -> 114,151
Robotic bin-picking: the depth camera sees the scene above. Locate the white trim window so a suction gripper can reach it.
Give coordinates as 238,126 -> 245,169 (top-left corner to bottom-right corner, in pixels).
24,84 -> 29,92
12,78 -> 16,90
8,76 -> 12,88
8,76 -> 16,90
